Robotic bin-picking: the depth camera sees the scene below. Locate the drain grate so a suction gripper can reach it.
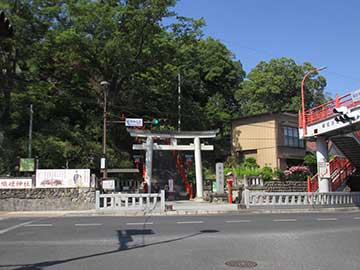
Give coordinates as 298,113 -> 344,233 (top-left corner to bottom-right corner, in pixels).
225,260 -> 257,268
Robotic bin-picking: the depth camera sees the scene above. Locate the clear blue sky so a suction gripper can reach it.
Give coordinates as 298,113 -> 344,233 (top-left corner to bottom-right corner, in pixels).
171,0 -> 360,97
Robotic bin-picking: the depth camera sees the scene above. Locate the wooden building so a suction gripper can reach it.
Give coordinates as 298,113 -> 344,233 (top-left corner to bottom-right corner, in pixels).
232,112 -> 306,170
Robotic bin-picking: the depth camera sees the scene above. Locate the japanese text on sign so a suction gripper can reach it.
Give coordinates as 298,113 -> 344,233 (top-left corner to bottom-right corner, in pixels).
0,178 -> 32,189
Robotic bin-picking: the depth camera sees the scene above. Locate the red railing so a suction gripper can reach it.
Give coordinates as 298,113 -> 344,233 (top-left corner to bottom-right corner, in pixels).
331,161 -> 354,191
308,156 -> 354,192
299,93 -> 360,128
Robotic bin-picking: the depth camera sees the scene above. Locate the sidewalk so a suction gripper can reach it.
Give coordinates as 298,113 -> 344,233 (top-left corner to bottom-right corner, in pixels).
0,200 -> 359,218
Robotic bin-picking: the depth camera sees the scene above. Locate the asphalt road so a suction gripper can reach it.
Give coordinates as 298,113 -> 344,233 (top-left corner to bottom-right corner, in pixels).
1,212 -> 360,270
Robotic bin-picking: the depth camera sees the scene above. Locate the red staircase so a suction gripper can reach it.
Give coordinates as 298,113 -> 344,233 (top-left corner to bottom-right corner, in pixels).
308,156 -> 354,192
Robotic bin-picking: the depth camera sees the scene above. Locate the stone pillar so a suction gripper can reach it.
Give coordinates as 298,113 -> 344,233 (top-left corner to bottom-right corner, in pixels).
145,137 -> 153,193
194,136 -> 203,200
316,136 -> 330,192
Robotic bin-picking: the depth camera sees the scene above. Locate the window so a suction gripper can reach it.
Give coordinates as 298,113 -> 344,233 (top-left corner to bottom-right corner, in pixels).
283,126 -> 304,148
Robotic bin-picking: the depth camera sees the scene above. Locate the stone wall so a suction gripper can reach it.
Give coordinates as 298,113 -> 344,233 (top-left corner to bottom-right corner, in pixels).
0,188 -> 95,211
264,181 -> 308,192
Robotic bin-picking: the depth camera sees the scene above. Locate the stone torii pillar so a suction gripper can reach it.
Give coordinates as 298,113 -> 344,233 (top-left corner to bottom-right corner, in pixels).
128,129 -> 219,200
194,136 -> 203,200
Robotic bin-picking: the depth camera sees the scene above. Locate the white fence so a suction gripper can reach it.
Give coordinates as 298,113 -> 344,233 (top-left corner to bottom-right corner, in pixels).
95,190 -> 165,212
244,191 -> 360,208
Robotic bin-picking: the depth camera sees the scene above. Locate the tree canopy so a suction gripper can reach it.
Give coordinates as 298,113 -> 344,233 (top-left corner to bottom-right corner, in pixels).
235,58 -> 327,116
0,0 -> 246,174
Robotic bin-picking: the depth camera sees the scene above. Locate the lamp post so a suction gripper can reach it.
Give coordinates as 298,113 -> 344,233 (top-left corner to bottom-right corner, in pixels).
301,66 -> 327,136
100,81 -> 110,179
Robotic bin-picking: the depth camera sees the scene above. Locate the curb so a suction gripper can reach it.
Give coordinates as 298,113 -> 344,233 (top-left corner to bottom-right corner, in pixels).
1,207 -> 359,218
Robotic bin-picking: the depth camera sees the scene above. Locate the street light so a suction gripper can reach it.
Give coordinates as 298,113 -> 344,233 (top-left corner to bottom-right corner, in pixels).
301,66 -> 327,136
100,81 -> 110,180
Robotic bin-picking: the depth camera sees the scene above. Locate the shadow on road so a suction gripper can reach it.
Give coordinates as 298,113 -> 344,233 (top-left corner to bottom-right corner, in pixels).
0,229 -> 219,270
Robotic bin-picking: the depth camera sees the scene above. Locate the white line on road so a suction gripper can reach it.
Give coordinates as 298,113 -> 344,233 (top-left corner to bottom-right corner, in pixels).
24,224 -> 53,227
354,217 -> 360,220
273,219 -> 297,222
316,218 -> 338,221
176,221 -> 204,224
225,220 -> 252,223
0,220 -> 35,234
126,222 -> 154,226
75,223 -> 103,226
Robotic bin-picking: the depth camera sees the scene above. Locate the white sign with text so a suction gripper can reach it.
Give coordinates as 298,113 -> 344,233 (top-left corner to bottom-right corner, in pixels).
125,118 -> 143,127
102,180 -> 115,190
0,178 -> 32,189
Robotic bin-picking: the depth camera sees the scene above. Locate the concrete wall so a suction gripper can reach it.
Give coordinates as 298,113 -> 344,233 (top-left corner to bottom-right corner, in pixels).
0,188 -> 95,211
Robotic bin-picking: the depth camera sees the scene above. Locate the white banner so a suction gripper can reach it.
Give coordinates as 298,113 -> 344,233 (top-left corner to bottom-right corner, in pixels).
36,169 -> 90,188
0,178 -> 32,189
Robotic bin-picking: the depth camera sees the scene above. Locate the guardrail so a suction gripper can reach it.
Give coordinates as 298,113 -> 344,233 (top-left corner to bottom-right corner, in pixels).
95,190 -> 165,212
244,190 -> 360,208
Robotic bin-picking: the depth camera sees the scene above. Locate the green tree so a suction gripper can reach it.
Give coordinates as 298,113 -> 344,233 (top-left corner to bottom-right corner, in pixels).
236,57 -> 327,116
0,0 -> 245,174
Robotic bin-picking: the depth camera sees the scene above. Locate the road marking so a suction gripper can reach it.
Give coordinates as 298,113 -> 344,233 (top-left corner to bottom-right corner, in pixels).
225,220 -> 252,223
176,221 -> 204,224
0,220 -> 35,234
353,217 -> 360,220
273,219 -> 297,222
126,222 -> 154,226
24,223 -> 53,227
75,223 -> 102,226
316,218 -> 338,221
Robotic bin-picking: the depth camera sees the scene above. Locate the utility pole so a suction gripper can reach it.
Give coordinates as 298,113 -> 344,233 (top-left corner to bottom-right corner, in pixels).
178,73 -> 181,132
100,81 -> 110,179
28,104 -> 33,158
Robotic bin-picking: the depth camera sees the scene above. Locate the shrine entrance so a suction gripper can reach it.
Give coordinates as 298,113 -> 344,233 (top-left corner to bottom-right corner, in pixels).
127,129 -> 219,200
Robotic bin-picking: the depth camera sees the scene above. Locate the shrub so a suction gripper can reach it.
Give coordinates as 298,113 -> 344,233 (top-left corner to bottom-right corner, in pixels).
283,165 -> 311,181
260,166 -> 274,182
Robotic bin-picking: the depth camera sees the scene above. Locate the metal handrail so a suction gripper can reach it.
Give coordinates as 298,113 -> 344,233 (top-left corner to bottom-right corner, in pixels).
308,156 -> 353,192
301,93 -> 360,127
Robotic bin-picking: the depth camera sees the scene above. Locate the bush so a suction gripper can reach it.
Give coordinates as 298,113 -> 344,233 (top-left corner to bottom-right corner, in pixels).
283,165 -> 311,181
260,166 -> 274,182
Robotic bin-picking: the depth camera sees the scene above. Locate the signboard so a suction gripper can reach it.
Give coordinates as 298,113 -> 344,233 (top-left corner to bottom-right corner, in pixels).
19,158 -> 35,172
318,162 -> 330,178
351,89 -> 360,103
125,118 -> 143,127
100,158 -> 106,170
168,178 -> 174,193
215,163 -> 224,194
102,180 -> 115,190
0,178 -> 32,189
36,169 -> 90,188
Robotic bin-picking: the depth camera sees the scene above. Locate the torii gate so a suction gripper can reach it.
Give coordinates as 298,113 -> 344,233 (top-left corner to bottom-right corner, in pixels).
127,129 -> 219,200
